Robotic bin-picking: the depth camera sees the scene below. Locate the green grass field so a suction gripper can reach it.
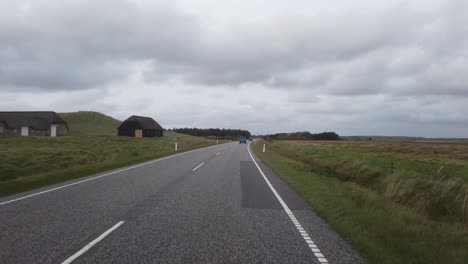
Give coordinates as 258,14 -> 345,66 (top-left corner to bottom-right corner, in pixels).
59,111 -> 121,135
252,140 -> 468,264
0,131 -> 220,197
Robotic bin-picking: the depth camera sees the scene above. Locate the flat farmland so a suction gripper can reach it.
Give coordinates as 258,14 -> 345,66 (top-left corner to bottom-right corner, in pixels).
252,139 -> 468,264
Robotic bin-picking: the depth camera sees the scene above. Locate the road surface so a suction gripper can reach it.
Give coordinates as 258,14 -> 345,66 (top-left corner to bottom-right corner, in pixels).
0,142 -> 364,264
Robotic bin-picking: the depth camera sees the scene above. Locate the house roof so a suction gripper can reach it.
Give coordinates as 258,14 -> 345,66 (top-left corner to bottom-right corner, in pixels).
0,111 -> 68,130
119,115 -> 163,130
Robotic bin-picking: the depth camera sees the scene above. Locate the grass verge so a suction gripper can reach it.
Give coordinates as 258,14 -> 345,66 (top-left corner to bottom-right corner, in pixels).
0,131 -> 223,197
252,140 -> 468,264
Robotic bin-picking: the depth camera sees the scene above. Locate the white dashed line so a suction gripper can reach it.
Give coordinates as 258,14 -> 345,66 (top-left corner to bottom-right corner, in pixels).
247,144 -> 329,264
0,144 -> 224,206
192,162 -> 206,171
216,152 -> 221,156
61,221 -> 125,264
315,253 -> 325,258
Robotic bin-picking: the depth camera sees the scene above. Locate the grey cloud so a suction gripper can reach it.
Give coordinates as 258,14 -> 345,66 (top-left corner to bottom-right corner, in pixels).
0,0 -> 467,137
0,59 -> 132,90
0,0 -> 448,93
0,0 -> 203,90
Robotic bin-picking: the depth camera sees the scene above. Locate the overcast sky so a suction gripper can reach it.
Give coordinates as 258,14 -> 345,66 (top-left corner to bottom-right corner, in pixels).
1,0 -> 467,137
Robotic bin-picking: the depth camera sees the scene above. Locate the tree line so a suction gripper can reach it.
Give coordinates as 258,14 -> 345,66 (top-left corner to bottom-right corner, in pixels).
170,128 -> 251,138
262,131 -> 340,140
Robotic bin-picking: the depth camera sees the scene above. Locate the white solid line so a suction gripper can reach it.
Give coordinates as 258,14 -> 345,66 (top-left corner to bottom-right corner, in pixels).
247,143 -> 329,264
0,144 -> 224,206
61,221 -> 124,264
192,162 -> 206,171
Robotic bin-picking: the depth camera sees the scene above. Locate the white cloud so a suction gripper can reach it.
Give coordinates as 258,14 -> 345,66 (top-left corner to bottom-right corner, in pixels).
0,0 -> 467,137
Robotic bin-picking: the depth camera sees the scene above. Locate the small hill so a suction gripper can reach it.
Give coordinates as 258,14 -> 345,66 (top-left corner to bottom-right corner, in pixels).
59,111 -> 121,135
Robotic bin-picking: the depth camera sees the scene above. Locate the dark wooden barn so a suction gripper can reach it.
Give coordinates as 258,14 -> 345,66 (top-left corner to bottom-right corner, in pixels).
118,115 -> 163,138
0,111 -> 69,137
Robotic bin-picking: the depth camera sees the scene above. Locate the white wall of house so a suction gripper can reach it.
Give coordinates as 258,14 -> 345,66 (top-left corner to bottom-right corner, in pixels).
51,125 -> 57,137
21,126 -> 29,136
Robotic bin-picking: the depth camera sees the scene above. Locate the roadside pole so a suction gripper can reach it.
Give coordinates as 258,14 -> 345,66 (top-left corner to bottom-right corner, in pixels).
175,142 -> 178,151
263,143 -> 266,153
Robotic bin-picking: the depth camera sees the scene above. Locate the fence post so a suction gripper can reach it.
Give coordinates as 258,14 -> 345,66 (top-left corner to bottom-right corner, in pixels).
175,142 -> 178,151
263,144 -> 266,153
217,139 -> 219,144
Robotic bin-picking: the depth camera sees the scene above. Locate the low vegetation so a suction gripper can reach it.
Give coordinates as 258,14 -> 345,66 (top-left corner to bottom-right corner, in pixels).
171,128 -> 251,138
263,131 -> 340,140
59,111 -> 121,135
0,131 -> 220,197
252,140 -> 468,264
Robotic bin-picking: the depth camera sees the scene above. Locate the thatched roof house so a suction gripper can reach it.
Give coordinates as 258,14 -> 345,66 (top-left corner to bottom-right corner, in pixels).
0,111 -> 69,137
118,115 -> 163,137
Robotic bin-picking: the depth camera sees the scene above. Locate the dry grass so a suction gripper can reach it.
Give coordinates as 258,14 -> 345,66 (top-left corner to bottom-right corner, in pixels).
253,140 -> 468,263
302,140 -> 468,165
265,140 -> 468,226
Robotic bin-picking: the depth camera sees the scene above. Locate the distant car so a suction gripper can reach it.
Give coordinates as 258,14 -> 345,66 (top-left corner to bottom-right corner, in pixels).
239,136 -> 247,144
249,138 -> 253,141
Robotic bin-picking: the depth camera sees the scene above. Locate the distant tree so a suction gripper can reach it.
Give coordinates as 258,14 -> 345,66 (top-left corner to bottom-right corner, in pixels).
264,131 -> 340,141
172,128 -> 251,138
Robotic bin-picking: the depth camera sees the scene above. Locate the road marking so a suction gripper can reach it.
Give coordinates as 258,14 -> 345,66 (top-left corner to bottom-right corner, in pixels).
247,144 -> 329,264
192,162 -> 206,171
61,221 -> 124,264
216,152 -> 221,156
315,253 -> 325,258
0,144 -> 225,206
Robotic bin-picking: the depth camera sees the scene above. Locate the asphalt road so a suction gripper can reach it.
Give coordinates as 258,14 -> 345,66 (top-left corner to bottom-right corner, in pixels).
0,142 -> 364,264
